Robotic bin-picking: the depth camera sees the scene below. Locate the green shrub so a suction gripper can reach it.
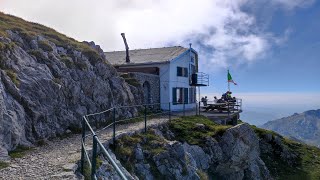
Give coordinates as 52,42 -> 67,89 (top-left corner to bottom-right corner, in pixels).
61,56 -> 74,68
124,78 -> 140,87
82,48 -> 101,65
38,40 -> 53,52
28,49 -> 46,61
0,42 -> 5,50
74,61 -> 88,71
0,161 -> 9,170
8,145 -> 33,159
19,30 -> 36,42
5,69 -> 19,86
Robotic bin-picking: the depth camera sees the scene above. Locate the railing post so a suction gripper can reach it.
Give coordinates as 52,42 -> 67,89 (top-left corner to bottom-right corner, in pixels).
198,101 -> 201,115
144,105 -> 147,133
91,135 -> 98,180
169,102 -> 171,121
113,108 -> 116,146
183,102 -> 185,117
80,117 -> 86,174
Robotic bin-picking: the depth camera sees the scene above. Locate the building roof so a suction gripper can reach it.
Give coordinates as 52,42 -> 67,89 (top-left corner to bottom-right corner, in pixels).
104,46 -> 188,65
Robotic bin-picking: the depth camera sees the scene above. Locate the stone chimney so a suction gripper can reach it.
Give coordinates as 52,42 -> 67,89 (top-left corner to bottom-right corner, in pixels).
121,33 -> 130,63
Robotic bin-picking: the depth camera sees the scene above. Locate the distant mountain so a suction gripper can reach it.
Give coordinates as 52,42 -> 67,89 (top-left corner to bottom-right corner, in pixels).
261,109 -> 320,147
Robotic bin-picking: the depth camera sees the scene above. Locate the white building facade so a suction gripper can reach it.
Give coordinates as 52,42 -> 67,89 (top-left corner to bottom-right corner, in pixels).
105,46 -> 202,111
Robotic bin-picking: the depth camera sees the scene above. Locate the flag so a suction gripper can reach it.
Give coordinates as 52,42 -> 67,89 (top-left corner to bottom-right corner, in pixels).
228,70 -> 237,85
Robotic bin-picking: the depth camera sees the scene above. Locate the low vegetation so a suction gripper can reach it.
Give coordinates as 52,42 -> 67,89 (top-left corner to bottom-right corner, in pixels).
8,145 -> 33,159
0,11 -> 101,65
38,40 -> 53,52
4,69 -> 19,86
169,115 -> 230,146
114,130 -> 166,176
80,157 -> 103,180
0,161 -> 9,170
252,125 -> 320,179
120,74 -> 141,87
113,116 -> 230,179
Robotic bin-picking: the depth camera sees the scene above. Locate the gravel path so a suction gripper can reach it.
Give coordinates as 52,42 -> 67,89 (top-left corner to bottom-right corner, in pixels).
0,117 -> 170,180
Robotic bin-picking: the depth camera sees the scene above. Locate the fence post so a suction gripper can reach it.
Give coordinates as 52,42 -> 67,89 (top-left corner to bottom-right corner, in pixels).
144,105 -> 147,133
198,101 -> 201,115
113,108 -> 116,146
183,102 -> 185,117
169,102 -> 171,121
91,135 -> 98,179
80,117 -> 86,174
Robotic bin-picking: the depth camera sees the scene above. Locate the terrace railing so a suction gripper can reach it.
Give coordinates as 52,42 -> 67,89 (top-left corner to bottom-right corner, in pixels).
80,103 -> 171,180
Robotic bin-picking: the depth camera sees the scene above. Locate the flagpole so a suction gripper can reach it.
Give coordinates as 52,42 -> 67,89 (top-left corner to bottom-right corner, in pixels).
228,69 -> 230,92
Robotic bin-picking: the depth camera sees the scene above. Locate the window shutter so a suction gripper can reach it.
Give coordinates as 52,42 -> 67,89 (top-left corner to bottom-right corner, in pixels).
184,68 -> 188,77
184,88 -> 188,104
172,88 -> 177,104
189,88 -> 192,103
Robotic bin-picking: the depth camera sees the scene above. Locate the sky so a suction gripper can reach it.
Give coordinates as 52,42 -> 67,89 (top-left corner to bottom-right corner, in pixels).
1,0 -> 319,124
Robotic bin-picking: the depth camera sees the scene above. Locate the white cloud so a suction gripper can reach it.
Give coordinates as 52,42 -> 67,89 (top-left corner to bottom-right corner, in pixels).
0,0 -> 313,71
271,0 -> 315,10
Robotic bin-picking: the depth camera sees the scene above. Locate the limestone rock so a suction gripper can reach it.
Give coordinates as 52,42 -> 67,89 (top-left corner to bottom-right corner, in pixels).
0,31 -> 144,155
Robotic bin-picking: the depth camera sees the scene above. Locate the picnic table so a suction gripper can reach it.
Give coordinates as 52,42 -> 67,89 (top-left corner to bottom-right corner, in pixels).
204,101 -> 239,112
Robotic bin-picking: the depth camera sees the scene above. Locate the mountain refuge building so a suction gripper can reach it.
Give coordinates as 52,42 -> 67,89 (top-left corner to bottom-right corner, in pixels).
104,45 -> 208,111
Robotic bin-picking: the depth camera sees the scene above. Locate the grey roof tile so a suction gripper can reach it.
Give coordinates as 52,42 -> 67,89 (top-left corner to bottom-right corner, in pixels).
104,46 -> 188,65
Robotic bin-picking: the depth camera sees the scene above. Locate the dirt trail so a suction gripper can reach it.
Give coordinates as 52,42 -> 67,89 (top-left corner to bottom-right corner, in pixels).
0,117 -> 170,180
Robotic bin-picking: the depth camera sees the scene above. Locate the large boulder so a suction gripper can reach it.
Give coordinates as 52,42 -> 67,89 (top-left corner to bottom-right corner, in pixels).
215,123 -> 272,180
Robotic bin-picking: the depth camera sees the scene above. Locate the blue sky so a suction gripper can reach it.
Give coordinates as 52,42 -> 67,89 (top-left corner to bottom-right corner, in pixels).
201,1 -> 320,95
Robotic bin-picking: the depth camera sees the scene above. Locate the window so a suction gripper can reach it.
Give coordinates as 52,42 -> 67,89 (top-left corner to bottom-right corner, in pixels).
191,56 -> 195,63
177,67 -> 188,77
172,88 -> 188,104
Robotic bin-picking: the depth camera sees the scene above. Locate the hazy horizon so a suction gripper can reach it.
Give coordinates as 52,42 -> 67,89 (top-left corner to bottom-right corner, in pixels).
205,92 -> 320,125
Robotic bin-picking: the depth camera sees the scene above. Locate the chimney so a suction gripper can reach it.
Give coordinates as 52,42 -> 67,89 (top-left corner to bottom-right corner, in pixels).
121,33 -> 130,63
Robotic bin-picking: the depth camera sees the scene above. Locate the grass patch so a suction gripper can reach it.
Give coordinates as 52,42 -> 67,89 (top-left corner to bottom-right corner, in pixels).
251,125 -> 279,139
8,145 -> 33,159
168,115 -> 230,146
252,126 -> 320,179
0,11 -> 101,62
120,73 -> 140,87
197,169 -> 209,180
38,40 -> 53,52
114,130 -> 166,174
60,55 -> 74,68
4,69 -> 19,86
124,78 -> 140,87
0,161 -> 9,169
28,49 -> 46,61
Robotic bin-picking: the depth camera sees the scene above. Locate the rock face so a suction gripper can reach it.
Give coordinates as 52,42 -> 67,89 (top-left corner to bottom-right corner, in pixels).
0,30 -> 143,158
100,123 -> 272,180
261,109 -> 320,147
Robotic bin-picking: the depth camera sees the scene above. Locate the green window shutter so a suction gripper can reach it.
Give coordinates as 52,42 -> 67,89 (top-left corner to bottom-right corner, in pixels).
184,88 -> 188,104
172,88 -> 177,104
189,88 -> 193,103
184,68 -> 188,77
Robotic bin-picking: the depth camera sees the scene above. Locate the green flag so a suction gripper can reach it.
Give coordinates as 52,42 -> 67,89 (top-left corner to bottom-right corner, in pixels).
228,70 -> 237,85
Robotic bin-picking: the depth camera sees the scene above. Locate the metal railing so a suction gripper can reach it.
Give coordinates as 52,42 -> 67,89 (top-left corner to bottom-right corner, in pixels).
190,72 -> 209,86
80,103 -> 171,180
198,98 -> 243,114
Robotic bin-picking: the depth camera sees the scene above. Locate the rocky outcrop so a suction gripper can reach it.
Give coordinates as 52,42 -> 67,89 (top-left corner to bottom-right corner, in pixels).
0,30 -> 143,158
98,123 -> 272,180
261,109 -> 320,147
